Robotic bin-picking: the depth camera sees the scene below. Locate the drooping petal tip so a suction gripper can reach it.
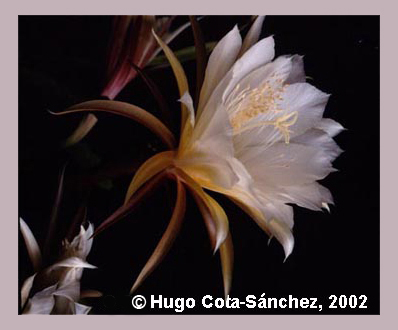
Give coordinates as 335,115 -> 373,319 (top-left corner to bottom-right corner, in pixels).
322,202 -> 331,213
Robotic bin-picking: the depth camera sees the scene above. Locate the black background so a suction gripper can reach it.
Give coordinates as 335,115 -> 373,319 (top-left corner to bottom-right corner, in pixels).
19,16 -> 379,314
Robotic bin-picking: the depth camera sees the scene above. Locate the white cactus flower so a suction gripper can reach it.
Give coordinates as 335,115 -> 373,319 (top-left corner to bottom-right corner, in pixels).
20,220 -> 98,314
59,16 -> 343,296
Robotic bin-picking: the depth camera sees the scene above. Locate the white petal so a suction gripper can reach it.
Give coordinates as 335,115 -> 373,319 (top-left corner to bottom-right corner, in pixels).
232,82 -> 330,150
198,25 -> 242,115
238,15 -> 265,57
278,182 -> 334,211
194,36 -> 275,138
48,257 -> 97,271
22,285 -> 57,314
316,118 -> 345,137
74,302 -> 92,314
267,219 -> 294,260
285,55 -> 306,84
193,158 -> 275,239
179,92 -> 195,128
54,279 -> 81,302
230,65 -> 327,152
222,36 -> 275,102
52,294 -> 75,314
189,103 -> 235,168
260,199 -> 294,229
21,273 -> 36,308
280,82 -> 330,138
226,55 -> 293,110
176,152 -> 238,190
242,142 -> 335,188
19,218 -> 42,271
194,57 -> 292,161
178,92 -> 196,149
83,223 -> 94,255
68,223 -> 94,260
322,202 -> 331,212
291,128 -> 343,161
59,267 -> 84,286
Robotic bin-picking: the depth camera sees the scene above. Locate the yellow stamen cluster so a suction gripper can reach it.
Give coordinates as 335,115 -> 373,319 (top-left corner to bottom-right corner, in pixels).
227,76 -> 298,144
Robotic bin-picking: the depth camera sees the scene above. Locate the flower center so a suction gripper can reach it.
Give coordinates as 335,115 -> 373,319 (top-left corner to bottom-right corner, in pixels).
226,76 -> 298,144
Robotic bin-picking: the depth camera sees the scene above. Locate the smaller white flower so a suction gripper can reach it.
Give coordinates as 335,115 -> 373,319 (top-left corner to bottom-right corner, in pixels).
20,220 -> 98,314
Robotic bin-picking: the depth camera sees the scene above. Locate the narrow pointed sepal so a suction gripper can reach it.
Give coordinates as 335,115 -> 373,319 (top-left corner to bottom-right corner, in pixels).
129,62 -> 171,127
80,290 -> 103,298
50,100 -> 176,149
64,113 -> 98,147
219,232 -> 234,298
192,193 -> 217,251
93,171 -> 166,237
174,168 -> 229,253
20,273 -> 37,308
189,15 -> 206,109
267,219 -> 294,262
124,151 -> 175,204
151,30 -> 189,99
19,218 -> 42,271
152,29 -> 191,138
130,179 -> 186,293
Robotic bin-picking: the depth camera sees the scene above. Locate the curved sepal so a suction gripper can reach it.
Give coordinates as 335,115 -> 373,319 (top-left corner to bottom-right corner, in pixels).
51,100 -> 176,149
130,178 -> 186,293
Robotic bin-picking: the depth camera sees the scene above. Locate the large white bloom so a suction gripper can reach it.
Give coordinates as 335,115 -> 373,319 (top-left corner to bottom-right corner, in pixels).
127,17 -> 342,293
61,16 -> 343,296
171,21 -> 343,259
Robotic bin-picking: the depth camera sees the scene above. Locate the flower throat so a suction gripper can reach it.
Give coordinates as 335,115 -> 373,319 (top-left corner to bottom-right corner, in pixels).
227,76 -> 298,144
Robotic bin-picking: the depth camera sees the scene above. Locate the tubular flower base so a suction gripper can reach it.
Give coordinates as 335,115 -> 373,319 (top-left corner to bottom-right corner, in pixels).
60,16 -> 343,297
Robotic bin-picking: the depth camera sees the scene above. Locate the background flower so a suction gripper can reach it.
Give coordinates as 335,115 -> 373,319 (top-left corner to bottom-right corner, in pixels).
102,15 -> 191,100
19,167 -> 100,314
20,220 -> 98,314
